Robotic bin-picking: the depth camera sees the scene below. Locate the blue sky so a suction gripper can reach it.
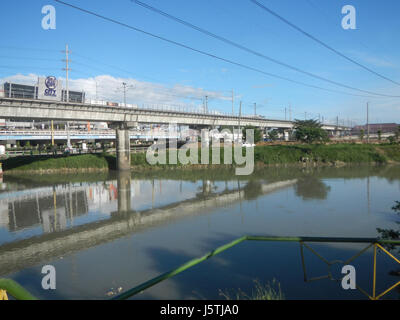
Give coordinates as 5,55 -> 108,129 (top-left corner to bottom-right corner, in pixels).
1,0 -> 399,124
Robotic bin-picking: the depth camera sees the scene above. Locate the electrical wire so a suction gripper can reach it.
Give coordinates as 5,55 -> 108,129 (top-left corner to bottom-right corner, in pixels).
250,0 -> 400,86
54,0 -> 397,98
132,0 -> 399,98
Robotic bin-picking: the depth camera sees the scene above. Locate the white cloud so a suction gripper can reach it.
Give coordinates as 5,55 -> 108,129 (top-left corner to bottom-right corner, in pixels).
346,50 -> 398,69
0,73 -> 41,85
0,73 -> 231,110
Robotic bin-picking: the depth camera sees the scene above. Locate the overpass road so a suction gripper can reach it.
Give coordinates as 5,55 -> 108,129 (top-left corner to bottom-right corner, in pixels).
0,129 -> 178,141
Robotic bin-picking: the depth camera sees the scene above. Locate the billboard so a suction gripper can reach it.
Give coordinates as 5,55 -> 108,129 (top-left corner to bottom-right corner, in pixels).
38,76 -> 62,101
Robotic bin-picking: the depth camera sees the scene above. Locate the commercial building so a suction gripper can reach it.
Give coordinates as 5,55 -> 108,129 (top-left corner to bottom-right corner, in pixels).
2,81 -> 85,103
352,123 -> 399,134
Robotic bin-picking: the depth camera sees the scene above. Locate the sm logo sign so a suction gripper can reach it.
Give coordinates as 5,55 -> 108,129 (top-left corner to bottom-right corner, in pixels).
44,76 -> 58,97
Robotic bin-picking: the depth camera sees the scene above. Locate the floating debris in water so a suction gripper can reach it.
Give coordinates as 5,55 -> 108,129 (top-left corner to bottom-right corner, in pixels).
106,287 -> 123,297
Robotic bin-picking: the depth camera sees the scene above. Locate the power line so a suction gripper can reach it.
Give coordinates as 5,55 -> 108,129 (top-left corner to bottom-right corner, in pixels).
0,55 -> 61,62
54,0 -> 395,99
73,53 -> 230,101
0,46 -> 229,107
0,45 -> 194,89
74,53 -> 178,84
304,0 -> 395,67
250,0 -> 400,87
0,46 -> 60,52
0,65 -> 60,70
72,60 -> 225,102
132,0 -> 399,98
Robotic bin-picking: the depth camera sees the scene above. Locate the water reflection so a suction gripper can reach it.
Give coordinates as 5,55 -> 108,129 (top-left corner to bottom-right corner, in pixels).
1,186 -> 89,233
1,165 -> 400,244
242,180 -> 263,200
294,177 -> 331,200
117,171 -> 132,213
0,165 -> 400,299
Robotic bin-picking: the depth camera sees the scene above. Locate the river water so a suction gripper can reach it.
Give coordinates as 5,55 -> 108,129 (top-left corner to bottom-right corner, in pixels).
1,165 -> 400,300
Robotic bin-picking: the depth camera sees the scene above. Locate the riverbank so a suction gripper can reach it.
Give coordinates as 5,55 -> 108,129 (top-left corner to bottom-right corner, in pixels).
2,143 -> 399,174
1,154 -> 114,174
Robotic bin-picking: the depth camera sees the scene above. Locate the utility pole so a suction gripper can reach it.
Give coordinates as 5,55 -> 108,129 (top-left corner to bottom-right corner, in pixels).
51,120 -> 54,146
367,102 -> 370,144
232,89 -> 235,142
122,82 -> 127,107
63,44 -> 71,103
239,101 -> 242,142
67,121 -> 71,148
63,44 -> 71,151
254,103 -> 257,117
285,107 -> 287,121
120,82 -> 135,107
205,96 -> 208,114
231,89 -> 234,115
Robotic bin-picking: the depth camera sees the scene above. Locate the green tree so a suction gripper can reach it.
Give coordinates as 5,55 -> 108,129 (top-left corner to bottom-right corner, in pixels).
377,130 -> 382,141
395,126 -> 400,141
242,126 -> 262,143
219,125 -> 233,132
293,119 -> 328,144
359,129 -> 365,141
387,136 -> 395,144
377,201 -> 400,252
268,129 -> 279,141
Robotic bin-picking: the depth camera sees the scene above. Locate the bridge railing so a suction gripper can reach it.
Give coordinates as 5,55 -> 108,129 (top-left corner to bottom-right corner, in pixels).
0,130 -> 176,136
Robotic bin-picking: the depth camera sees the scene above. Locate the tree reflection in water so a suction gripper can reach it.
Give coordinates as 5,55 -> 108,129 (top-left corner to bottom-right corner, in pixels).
243,180 -> 263,200
294,177 -> 331,200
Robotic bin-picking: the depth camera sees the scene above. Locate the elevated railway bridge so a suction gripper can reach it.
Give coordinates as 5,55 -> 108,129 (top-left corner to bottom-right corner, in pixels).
0,97 -> 350,170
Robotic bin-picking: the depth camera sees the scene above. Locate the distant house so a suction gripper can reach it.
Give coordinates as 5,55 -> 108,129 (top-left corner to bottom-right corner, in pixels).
352,123 -> 399,134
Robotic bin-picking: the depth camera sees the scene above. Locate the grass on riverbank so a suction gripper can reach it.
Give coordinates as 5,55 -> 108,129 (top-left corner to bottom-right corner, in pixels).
255,143 -> 388,164
377,144 -> 400,162
130,143 -> 391,167
1,153 -> 114,172
1,143 -> 399,173
219,279 -> 285,300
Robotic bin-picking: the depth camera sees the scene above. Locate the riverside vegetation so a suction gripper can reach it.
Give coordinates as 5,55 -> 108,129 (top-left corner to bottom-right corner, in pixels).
1,143 -> 400,173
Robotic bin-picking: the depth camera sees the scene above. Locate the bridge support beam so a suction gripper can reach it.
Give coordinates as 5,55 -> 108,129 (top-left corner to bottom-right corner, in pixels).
284,130 -> 290,141
116,125 -> 131,171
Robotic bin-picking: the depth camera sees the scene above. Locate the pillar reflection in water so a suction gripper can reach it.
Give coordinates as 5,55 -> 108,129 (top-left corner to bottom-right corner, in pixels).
117,170 -> 132,213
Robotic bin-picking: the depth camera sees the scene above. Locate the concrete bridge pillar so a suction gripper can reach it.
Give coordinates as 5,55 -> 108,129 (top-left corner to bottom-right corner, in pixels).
116,124 -> 131,171
284,130 -> 290,141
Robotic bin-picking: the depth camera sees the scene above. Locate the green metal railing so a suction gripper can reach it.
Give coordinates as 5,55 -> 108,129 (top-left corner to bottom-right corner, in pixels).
0,278 -> 37,300
113,236 -> 400,300
1,235 -> 400,300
